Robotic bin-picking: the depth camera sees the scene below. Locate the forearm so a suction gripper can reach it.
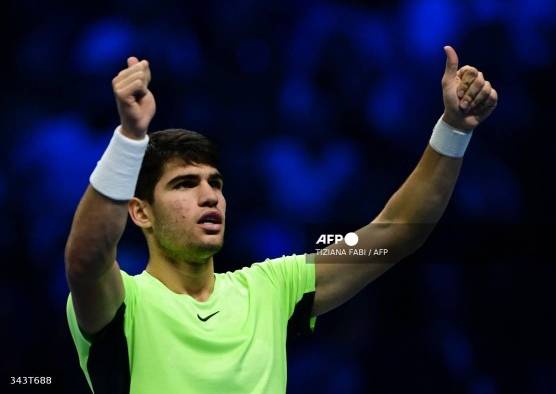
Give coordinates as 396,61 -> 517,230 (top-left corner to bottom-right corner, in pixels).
377,143 -> 463,224
65,185 -> 128,279
65,83 -> 152,278
371,140 -> 463,257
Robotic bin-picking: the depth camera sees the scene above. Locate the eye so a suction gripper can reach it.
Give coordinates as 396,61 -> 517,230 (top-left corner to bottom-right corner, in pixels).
210,180 -> 223,190
175,181 -> 196,189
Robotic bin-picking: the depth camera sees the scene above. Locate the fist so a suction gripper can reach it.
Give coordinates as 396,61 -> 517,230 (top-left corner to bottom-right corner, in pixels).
441,46 -> 498,131
112,57 -> 156,139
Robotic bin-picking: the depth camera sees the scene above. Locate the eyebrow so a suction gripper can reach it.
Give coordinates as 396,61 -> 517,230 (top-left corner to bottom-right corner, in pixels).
166,172 -> 224,188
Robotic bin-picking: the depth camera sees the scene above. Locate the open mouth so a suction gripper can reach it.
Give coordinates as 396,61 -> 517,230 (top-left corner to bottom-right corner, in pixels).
197,211 -> 223,233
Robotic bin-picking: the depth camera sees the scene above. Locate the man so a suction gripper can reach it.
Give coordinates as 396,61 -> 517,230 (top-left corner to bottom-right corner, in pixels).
65,46 -> 497,394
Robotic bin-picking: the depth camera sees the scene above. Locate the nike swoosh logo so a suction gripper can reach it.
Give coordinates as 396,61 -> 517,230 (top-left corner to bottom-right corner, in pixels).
197,311 -> 220,322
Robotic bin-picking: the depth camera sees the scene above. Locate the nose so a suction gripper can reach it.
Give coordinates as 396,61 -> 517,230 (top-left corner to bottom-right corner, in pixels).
198,180 -> 218,207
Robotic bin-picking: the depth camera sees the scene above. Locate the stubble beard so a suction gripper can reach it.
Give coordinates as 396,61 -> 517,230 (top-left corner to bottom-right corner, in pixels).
155,224 -> 224,265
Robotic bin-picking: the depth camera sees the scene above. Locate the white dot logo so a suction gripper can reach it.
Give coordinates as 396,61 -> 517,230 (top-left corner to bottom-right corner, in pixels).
344,232 -> 359,246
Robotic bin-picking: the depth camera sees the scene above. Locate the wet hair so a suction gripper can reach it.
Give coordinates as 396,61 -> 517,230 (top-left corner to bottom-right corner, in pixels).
135,129 -> 219,203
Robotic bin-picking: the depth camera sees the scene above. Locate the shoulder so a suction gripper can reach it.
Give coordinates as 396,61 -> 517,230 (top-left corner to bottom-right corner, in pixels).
224,254 -> 311,287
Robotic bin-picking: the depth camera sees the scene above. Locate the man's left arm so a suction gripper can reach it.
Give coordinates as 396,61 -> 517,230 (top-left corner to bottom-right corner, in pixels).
311,46 -> 498,317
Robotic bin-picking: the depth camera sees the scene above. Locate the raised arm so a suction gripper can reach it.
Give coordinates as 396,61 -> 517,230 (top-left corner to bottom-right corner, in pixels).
312,46 -> 498,316
65,57 -> 155,335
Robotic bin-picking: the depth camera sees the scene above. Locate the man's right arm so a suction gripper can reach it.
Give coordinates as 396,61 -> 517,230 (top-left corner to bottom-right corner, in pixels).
65,56 -> 155,337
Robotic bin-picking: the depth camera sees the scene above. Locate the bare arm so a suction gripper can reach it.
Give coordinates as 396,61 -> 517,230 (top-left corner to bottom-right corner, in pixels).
312,46 -> 498,316
65,187 -> 129,335
312,144 -> 462,316
65,57 -> 155,335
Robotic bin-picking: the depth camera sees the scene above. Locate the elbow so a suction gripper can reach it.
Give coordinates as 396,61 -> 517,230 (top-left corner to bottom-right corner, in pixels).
64,237 -> 78,272
64,236 -> 113,280
64,237 -> 89,278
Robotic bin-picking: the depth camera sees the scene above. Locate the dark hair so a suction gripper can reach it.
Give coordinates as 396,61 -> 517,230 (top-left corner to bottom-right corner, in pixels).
135,128 -> 219,203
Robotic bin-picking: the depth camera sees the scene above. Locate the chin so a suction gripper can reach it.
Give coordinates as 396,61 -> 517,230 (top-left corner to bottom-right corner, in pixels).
197,237 -> 223,253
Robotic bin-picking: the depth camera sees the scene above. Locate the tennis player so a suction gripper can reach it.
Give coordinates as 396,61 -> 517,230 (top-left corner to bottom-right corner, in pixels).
65,46 -> 497,393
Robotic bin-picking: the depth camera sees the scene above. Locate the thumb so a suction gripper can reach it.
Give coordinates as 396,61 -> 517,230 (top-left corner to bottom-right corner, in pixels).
127,56 -> 139,68
443,46 -> 459,80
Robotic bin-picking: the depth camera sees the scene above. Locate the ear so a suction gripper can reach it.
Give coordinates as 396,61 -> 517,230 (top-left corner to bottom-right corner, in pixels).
128,197 -> 153,230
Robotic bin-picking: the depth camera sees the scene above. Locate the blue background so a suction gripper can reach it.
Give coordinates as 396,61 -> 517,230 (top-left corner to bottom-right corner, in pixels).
2,0 -> 556,393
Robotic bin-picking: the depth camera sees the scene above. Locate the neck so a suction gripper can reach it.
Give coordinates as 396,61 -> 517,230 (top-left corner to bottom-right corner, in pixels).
145,247 -> 216,302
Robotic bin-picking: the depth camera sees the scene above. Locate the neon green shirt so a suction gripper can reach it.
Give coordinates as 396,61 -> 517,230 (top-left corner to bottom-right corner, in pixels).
66,253 -> 317,394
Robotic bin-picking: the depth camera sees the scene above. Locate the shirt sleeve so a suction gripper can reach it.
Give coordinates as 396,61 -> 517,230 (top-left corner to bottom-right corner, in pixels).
252,253 -> 317,337
66,293 -> 94,392
66,269 -> 138,391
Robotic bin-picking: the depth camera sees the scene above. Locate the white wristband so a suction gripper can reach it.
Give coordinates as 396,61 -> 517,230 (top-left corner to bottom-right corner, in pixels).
429,117 -> 473,158
89,126 -> 149,201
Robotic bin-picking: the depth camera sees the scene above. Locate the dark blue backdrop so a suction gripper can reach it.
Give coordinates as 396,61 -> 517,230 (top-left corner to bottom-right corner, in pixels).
2,0 -> 555,393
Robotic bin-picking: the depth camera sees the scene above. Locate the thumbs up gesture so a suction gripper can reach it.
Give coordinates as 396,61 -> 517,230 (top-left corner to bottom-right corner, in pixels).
112,56 -> 156,139
441,46 -> 498,131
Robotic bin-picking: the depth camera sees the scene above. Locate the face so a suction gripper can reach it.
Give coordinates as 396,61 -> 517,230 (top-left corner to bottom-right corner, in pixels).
147,158 -> 226,263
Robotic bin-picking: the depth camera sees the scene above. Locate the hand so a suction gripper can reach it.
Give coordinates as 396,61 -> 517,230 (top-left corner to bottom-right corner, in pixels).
112,57 -> 156,139
441,46 -> 498,131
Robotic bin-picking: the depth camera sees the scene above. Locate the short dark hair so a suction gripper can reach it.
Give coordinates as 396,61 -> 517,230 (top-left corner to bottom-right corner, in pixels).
135,128 -> 219,203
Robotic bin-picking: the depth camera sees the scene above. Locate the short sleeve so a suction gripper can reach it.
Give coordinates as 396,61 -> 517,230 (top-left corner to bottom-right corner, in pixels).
253,253 -> 317,337
66,269 -> 138,392
66,293 -> 94,391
